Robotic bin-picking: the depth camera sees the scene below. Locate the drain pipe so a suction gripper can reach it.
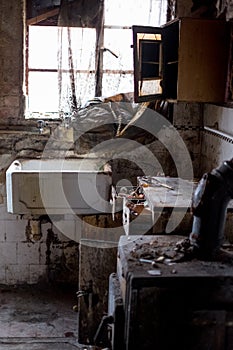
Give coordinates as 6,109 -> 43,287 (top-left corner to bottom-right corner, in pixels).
190,159 -> 233,259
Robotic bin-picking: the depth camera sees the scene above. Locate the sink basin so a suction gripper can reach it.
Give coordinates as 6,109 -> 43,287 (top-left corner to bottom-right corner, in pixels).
6,158 -> 112,215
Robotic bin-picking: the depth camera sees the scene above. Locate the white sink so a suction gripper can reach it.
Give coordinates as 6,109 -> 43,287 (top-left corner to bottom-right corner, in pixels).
6,158 -> 112,215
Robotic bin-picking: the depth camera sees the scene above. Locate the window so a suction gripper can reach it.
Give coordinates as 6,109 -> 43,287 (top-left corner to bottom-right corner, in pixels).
25,0 -> 167,118
26,26 -> 96,118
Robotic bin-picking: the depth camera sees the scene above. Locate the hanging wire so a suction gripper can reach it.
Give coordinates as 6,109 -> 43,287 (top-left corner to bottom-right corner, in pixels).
159,0 -> 164,25
67,27 -> 78,112
148,0 -> 153,24
76,28 -> 85,108
57,27 -> 63,117
77,28 -> 95,106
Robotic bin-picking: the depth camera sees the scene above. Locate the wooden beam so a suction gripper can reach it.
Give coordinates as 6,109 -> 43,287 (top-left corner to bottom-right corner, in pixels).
27,8 -> 60,26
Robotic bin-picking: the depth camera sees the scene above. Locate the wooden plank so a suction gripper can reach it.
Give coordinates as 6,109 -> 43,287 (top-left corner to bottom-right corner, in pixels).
178,18 -> 229,102
27,8 -> 60,25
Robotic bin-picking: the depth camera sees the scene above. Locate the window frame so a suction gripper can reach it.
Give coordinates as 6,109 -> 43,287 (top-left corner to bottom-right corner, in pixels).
25,23 -> 134,119
25,0 -> 168,119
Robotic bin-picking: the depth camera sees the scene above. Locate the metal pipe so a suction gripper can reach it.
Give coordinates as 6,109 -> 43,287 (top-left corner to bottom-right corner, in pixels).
204,126 -> 233,142
190,159 -> 233,259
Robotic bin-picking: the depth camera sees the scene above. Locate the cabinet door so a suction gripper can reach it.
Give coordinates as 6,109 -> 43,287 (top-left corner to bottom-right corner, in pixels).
177,18 -> 229,102
162,20 -> 179,100
132,25 -> 163,102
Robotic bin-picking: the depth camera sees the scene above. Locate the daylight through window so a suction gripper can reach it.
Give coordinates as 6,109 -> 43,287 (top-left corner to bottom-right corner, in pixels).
25,0 -> 167,118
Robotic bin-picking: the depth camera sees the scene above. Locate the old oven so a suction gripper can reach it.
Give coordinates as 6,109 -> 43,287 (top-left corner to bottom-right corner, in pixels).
107,235 -> 233,350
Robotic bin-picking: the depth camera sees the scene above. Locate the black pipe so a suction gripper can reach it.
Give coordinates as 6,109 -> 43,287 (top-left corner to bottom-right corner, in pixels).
190,159 -> 233,259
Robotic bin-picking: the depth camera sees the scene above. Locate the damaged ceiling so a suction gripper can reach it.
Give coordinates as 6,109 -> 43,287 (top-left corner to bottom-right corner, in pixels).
27,0 -> 103,27
26,0 -> 230,27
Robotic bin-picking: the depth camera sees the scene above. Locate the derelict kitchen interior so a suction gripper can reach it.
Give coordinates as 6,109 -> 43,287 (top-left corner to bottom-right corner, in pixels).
1,0 -> 233,349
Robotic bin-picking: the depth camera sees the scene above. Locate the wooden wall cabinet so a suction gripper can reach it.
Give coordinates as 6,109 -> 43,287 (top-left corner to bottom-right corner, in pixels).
133,18 -> 229,103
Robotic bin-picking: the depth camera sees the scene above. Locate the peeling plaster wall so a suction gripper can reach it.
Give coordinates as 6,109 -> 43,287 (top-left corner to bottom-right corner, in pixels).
0,0 -> 81,284
200,104 -> 233,242
173,102 -> 202,179
0,0 -> 24,124
0,131 -> 80,285
201,104 -> 233,173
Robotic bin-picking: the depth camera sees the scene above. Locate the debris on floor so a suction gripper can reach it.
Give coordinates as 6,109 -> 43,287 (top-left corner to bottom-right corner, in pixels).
0,283 -> 86,349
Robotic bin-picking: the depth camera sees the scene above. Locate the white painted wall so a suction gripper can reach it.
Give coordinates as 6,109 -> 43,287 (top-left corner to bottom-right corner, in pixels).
201,104 -> 233,173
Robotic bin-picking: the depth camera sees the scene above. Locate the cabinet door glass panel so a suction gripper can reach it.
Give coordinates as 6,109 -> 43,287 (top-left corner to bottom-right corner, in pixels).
133,26 -> 163,102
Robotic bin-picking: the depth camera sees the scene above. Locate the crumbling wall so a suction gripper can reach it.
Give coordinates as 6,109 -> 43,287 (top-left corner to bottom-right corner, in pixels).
0,0 -> 80,284
0,129 -> 81,285
0,0 -> 24,123
0,0 -> 209,286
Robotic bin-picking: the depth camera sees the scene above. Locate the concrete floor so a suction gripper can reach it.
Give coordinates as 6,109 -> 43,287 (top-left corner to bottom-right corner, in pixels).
0,283 -> 93,350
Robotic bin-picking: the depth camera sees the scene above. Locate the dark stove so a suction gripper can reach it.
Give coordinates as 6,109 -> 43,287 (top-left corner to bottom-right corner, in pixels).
108,235 -> 233,350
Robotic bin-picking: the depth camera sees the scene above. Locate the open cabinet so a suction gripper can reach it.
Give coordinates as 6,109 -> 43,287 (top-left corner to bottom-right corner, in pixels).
133,18 -> 230,103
